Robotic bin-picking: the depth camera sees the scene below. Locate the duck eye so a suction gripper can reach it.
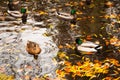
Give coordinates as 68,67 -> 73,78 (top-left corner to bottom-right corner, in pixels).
34,44 -> 36,47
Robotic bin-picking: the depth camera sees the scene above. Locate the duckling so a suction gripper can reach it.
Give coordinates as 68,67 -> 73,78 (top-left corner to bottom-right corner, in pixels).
26,41 -> 41,60
75,38 -> 102,54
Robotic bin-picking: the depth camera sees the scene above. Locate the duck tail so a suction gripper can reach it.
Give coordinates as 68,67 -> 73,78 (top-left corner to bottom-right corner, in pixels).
34,55 -> 38,60
95,45 -> 102,50
57,11 -> 60,15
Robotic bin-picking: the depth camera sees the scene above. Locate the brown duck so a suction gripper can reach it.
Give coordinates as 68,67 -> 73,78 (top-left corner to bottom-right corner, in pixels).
26,41 -> 41,60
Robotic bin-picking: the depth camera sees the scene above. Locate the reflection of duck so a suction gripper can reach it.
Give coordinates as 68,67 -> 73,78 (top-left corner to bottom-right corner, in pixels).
76,38 -> 102,54
56,11 -> 74,20
26,41 -> 41,60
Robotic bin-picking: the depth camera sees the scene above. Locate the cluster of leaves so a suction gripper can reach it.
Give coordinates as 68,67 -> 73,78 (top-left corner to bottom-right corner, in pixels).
56,52 -> 120,80
0,73 -> 14,80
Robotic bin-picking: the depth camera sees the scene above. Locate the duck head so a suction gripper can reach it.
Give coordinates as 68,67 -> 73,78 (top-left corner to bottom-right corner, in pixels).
21,8 -> 27,13
71,9 -> 76,15
75,38 -> 83,45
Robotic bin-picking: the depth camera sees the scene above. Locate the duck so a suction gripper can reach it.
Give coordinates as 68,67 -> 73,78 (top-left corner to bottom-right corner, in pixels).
56,11 -> 74,20
26,40 -> 41,60
7,0 -> 22,18
7,10 -> 22,18
75,38 -> 102,54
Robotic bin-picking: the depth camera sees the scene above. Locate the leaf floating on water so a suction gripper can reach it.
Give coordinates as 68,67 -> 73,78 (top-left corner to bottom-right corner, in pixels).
76,62 -> 82,66
64,61 -> 71,66
99,34 -> 103,37
57,52 -> 69,60
39,11 -> 48,15
0,73 -> 14,80
76,11 -> 83,15
93,34 -> 97,38
58,45 -> 64,49
103,77 -> 112,80
76,17 -> 82,21
89,4 -> 95,8
65,43 -> 72,49
113,70 -> 119,75
56,69 -> 66,78
49,24 -> 54,29
100,27 -> 104,30
43,33 -> 51,37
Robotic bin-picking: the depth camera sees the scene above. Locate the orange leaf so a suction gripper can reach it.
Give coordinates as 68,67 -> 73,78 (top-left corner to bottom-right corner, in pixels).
104,77 -> 112,80
86,35 -> 92,40
58,45 -> 64,49
64,67 -> 71,73
76,62 -> 82,66
64,61 -> 71,66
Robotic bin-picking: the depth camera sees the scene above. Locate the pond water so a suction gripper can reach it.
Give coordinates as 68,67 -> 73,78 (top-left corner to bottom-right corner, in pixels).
0,0 -> 120,79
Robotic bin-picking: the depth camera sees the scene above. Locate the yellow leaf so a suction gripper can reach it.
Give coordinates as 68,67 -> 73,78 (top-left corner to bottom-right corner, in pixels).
76,12 -> 83,15
39,11 -> 48,15
57,52 -> 68,59
85,72 -> 94,77
76,18 -> 82,21
114,70 -> 119,75
93,34 -> 97,37
56,69 -> 66,78
0,73 -> 14,80
89,4 -> 95,8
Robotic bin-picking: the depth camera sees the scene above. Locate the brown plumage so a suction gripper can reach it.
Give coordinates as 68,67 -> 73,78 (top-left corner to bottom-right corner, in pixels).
26,41 -> 41,60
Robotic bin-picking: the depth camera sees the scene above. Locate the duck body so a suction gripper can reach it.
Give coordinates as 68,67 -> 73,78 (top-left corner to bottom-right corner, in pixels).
77,41 -> 102,53
7,10 -> 22,18
7,0 -> 22,18
76,38 -> 102,54
26,41 -> 41,60
56,11 -> 74,20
